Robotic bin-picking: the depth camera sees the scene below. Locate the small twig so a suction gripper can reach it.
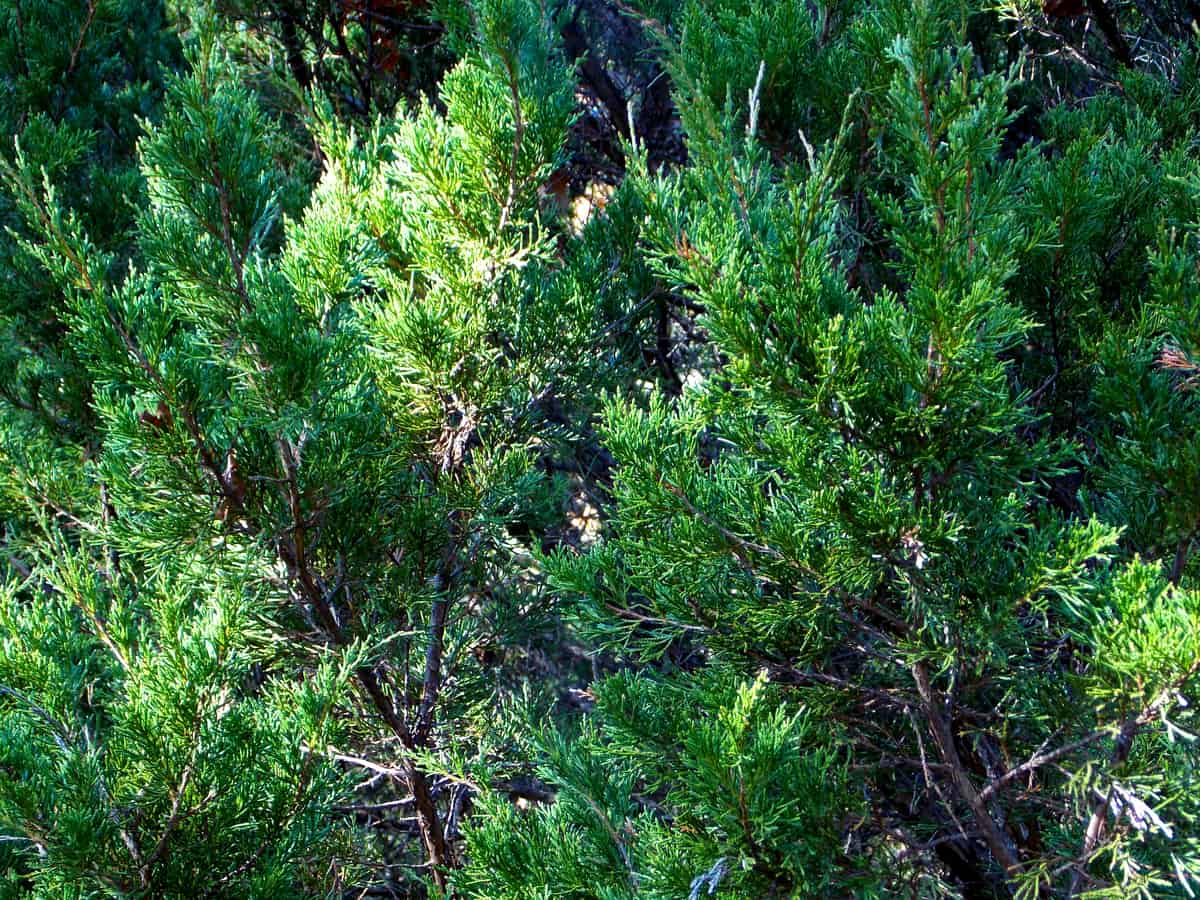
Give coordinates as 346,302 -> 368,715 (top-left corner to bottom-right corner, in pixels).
604,601 -> 711,634
661,481 -> 788,566
1169,531 -> 1195,585
333,797 -> 416,814
979,729 -> 1112,803
64,0 -> 97,80
444,783 -> 470,844
497,52 -> 526,231
139,760 -> 200,885
907,703 -> 970,844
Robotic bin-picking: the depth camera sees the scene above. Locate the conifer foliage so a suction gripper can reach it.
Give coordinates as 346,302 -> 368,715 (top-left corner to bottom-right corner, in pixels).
1,0 -> 1200,898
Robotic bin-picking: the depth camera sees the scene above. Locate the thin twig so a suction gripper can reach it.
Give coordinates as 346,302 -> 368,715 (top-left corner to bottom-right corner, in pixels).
497,52 -> 526,231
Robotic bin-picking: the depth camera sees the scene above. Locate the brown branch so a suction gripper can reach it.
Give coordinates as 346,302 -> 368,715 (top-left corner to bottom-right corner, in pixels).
415,590 -> 450,745
560,11 -> 629,142
138,761 -> 198,886
330,5 -> 376,114
64,0 -> 97,81
979,729 -> 1111,803
906,701 -> 972,849
1084,0 -> 1132,66
912,662 -> 1022,878
497,51 -> 526,231
416,515 -> 488,748
208,164 -> 250,310
276,11 -> 313,89
273,436 -> 450,886
12,0 -> 30,78
1169,531 -> 1194,585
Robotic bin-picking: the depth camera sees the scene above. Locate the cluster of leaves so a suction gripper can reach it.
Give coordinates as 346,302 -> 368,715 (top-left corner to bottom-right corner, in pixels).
1,0 -> 1200,898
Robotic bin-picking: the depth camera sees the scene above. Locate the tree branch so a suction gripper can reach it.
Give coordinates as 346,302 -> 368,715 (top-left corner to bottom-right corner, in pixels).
912,662 -> 1022,878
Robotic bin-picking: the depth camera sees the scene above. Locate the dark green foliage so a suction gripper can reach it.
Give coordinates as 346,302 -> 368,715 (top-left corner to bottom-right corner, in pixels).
460,672 -> 860,898
0,0 -> 177,438
3,1 -> 1200,898
456,2 -> 1200,898
0,0 -> 643,893
0,554 -> 354,896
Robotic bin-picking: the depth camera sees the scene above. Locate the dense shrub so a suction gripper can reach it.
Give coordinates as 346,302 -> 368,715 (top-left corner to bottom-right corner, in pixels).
2,1 -> 1199,897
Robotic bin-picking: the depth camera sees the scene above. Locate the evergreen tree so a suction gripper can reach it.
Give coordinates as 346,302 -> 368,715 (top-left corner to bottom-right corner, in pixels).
3,1 -> 1200,897
459,2 -> 1200,897
1,1 -> 648,893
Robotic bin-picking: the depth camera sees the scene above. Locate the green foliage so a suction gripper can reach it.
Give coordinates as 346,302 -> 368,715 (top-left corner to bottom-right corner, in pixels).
459,672 -> 861,898
0,0 -> 177,443
0,551 -> 354,896
0,0 -> 643,893
4,0 -> 1200,897
458,2 -> 1200,898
